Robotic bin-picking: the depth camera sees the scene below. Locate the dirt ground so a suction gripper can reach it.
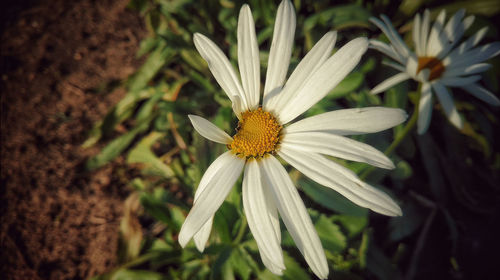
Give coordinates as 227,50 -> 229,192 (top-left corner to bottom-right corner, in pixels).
1,0 -> 146,279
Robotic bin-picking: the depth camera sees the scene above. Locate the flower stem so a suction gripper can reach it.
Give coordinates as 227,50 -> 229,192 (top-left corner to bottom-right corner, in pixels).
232,216 -> 247,246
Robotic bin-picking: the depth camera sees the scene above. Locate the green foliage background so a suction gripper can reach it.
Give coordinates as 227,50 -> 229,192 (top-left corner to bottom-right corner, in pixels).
86,0 -> 500,279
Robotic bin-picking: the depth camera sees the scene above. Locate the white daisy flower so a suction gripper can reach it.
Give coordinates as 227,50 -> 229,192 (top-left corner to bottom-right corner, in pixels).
179,0 -> 405,278
370,9 -> 500,134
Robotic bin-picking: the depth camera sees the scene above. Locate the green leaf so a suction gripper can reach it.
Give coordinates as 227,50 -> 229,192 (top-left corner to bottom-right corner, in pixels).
139,190 -> 173,226
315,215 -> 347,253
127,43 -> 174,92
330,72 -> 364,99
299,178 -> 368,217
127,132 -> 175,178
333,215 -> 368,238
229,247 -> 252,280
98,269 -> 166,280
210,246 -> 234,280
85,115 -> 154,170
316,4 -> 371,30
282,252 -> 310,280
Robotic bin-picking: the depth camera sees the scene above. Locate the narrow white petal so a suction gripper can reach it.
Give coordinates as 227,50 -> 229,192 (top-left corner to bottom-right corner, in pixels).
382,60 -> 407,72
285,107 -> 407,135
238,4 -> 260,109
193,217 -> 213,252
444,63 -> 491,78
194,33 -> 248,112
446,26 -> 488,60
419,10 -> 431,55
370,16 -> 408,57
278,38 -> 368,124
412,13 -> 422,55
178,152 -> 244,248
437,10 -> 470,59
432,82 -> 462,129
189,150 -> 234,252
371,72 -> 411,95
243,160 -> 285,272
446,42 -> 500,69
461,83 -> 500,106
281,132 -> 395,169
189,115 -> 232,144
380,15 -> 410,57
439,75 -> 482,87
266,31 -> 337,112
427,10 -> 446,57
261,156 -> 329,279
417,83 -> 433,134
262,175 -> 281,244
443,9 -> 465,43
261,253 -> 284,275
369,40 -> 405,64
278,147 -> 402,216
263,0 -> 296,100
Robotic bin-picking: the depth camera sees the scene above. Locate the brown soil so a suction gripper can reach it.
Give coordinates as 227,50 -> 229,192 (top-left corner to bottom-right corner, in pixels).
1,0 -> 146,279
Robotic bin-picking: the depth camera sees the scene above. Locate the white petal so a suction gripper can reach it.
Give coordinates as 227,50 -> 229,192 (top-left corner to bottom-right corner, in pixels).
446,26 -> 488,59
281,132 -> 395,169
427,10 -> 447,57
193,33 -> 248,112
369,40 -> 405,64
285,107 -> 407,135
439,75 -> 481,87
432,82 -> 462,129
243,160 -> 285,272
370,16 -> 408,57
260,156 -> 329,279
238,4 -> 260,109
444,63 -> 491,78
278,38 -> 368,124
420,10 -> 431,55
446,42 -> 500,69
266,31 -> 337,113
193,217 -> 213,252
382,60 -> 407,72
278,147 -> 402,216
461,83 -> 500,106
437,11 -> 472,59
371,72 -> 411,95
380,15 -> 411,57
263,0 -> 296,100
188,115 -> 232,144
443,9 -> 465,43
178,152 -> 244,248
417,83 -> 433,134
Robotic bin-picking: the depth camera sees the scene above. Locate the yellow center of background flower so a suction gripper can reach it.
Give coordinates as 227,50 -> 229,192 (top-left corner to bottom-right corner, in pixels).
417,56 -> 445,81
229,108 -> 282,158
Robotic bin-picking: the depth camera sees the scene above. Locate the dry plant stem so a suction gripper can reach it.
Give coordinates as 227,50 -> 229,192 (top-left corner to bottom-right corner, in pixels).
360,86 -> 422,180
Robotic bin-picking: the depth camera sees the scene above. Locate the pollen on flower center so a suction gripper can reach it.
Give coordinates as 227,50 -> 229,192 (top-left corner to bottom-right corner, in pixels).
417,56 -> 445,81
229,108 -> 282,158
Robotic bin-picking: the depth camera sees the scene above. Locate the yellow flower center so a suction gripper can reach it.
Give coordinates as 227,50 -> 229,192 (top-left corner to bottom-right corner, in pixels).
417,56 -> 445,81
229,108 -> 282,158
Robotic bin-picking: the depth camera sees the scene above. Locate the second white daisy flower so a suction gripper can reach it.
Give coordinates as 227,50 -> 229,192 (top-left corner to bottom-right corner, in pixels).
370,9 -> 500,134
